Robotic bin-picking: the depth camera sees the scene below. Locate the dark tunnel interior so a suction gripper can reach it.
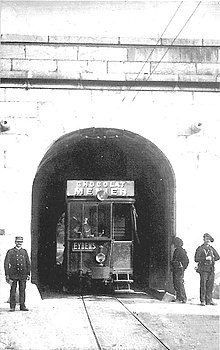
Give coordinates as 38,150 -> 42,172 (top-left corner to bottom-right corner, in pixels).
31,128 -> 175,293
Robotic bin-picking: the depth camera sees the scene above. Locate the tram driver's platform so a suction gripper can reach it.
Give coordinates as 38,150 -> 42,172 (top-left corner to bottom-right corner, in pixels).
0,290 -> 219,350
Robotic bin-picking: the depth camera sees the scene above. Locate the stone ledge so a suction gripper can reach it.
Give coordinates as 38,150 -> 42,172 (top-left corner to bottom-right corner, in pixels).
1,34 -> 220,47
119,37 -> 161,45
1,70 -> 218,83
178,74 -> 218,83
125,73 -> 178,82
1,71 -> 29,79
202,39 -> 220,47
1,34 -> 48,43
49,36 -> 119,45
161,38 -> 203,46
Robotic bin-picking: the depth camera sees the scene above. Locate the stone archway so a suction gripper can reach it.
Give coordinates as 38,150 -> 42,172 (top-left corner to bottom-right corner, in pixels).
31,128 -> 175,293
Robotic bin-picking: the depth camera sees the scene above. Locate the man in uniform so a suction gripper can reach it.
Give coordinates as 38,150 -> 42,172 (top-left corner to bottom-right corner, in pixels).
4,236 -> 30,311
194,233 -> 220,306
171,237 -> 189,303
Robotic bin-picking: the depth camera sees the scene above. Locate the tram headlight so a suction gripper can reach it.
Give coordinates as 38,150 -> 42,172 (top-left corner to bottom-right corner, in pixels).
95,252 -> 106,264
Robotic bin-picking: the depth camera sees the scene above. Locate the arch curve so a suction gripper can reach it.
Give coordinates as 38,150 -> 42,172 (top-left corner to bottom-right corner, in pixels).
31,128 -> 175,293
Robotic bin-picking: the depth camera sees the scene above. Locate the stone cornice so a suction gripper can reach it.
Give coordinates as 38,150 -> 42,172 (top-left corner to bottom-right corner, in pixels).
1,34 -> 220,47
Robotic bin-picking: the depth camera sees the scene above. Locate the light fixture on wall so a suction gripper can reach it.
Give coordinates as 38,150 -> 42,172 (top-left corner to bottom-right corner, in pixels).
0,120 -> 10,132
178,122 -> 202,138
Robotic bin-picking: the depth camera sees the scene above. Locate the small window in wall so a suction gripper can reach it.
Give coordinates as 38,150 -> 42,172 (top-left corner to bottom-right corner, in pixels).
113,203 -> 132,241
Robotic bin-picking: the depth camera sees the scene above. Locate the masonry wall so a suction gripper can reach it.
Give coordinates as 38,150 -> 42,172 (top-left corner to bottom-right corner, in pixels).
1,35 -> 220,82
0,35 -> 220,300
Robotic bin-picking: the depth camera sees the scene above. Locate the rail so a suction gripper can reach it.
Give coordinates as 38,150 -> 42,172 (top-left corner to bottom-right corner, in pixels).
82,294 -> 171,350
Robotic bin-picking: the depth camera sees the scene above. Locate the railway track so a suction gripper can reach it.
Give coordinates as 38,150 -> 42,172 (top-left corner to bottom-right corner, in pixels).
82,294 -> 171,350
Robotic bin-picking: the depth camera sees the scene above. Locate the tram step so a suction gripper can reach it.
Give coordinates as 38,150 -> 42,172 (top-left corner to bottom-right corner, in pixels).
114,289 -> 135,293
114,279 -> 134,283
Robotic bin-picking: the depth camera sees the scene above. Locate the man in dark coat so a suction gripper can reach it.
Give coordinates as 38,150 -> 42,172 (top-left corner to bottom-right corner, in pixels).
4,236 -> 30,311
194,233 -> 220,306
171,237 -> 189,303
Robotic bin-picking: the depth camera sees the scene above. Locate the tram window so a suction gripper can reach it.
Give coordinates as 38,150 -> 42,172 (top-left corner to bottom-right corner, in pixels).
69,202 -> 83,238
113,204 -> 132,241
84,203 -> 110,237
97,203 -> 110,237
69,202 -> 111,238
84,204 -> 98,237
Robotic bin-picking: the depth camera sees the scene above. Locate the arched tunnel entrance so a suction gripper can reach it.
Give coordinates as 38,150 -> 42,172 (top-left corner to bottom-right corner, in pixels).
31,128 -> 175,294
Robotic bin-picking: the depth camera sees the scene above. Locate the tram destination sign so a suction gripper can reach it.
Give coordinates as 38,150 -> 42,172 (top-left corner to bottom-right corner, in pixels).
67,180 -> 134,197
71,241 -> 96,251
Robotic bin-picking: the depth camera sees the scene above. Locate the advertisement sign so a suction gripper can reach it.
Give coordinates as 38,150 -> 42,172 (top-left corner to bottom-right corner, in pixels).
67,180 -> 134,197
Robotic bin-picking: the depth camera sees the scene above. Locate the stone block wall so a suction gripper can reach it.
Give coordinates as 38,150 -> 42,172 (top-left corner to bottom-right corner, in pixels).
1,35 -> 220,83
0,35 -> 220,299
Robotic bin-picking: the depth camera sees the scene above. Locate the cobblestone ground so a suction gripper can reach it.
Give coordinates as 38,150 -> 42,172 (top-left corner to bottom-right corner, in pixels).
0,293 -> 219,350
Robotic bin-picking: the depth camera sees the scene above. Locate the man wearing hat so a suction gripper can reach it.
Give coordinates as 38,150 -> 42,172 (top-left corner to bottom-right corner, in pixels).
4,236 -> 30,311
194,233 -> 220,306
171,237 -> 189,303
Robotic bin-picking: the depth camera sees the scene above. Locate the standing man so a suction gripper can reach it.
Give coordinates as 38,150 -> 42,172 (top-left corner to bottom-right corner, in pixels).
194,233 -> 220,306
4,236 -> 30,311
171,237 -> 189,303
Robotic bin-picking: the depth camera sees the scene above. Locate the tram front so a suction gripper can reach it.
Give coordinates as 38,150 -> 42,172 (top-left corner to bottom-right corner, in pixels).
61,180 -> 137,292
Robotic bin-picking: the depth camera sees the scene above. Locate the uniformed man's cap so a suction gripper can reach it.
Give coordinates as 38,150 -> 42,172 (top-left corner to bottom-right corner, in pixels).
203,233 -> 214,242
15,236 -> 23,242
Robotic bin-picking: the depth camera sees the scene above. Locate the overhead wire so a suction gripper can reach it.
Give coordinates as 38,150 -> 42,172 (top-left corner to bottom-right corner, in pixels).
130,1 -> 202,103
122,1 -> 183,102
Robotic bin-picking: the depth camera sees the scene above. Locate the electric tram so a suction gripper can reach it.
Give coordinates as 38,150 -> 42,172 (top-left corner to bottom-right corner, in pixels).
62,180 -> 138,292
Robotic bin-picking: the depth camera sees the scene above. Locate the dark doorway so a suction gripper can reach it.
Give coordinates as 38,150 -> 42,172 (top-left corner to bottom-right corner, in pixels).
31,128 -> 175,293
